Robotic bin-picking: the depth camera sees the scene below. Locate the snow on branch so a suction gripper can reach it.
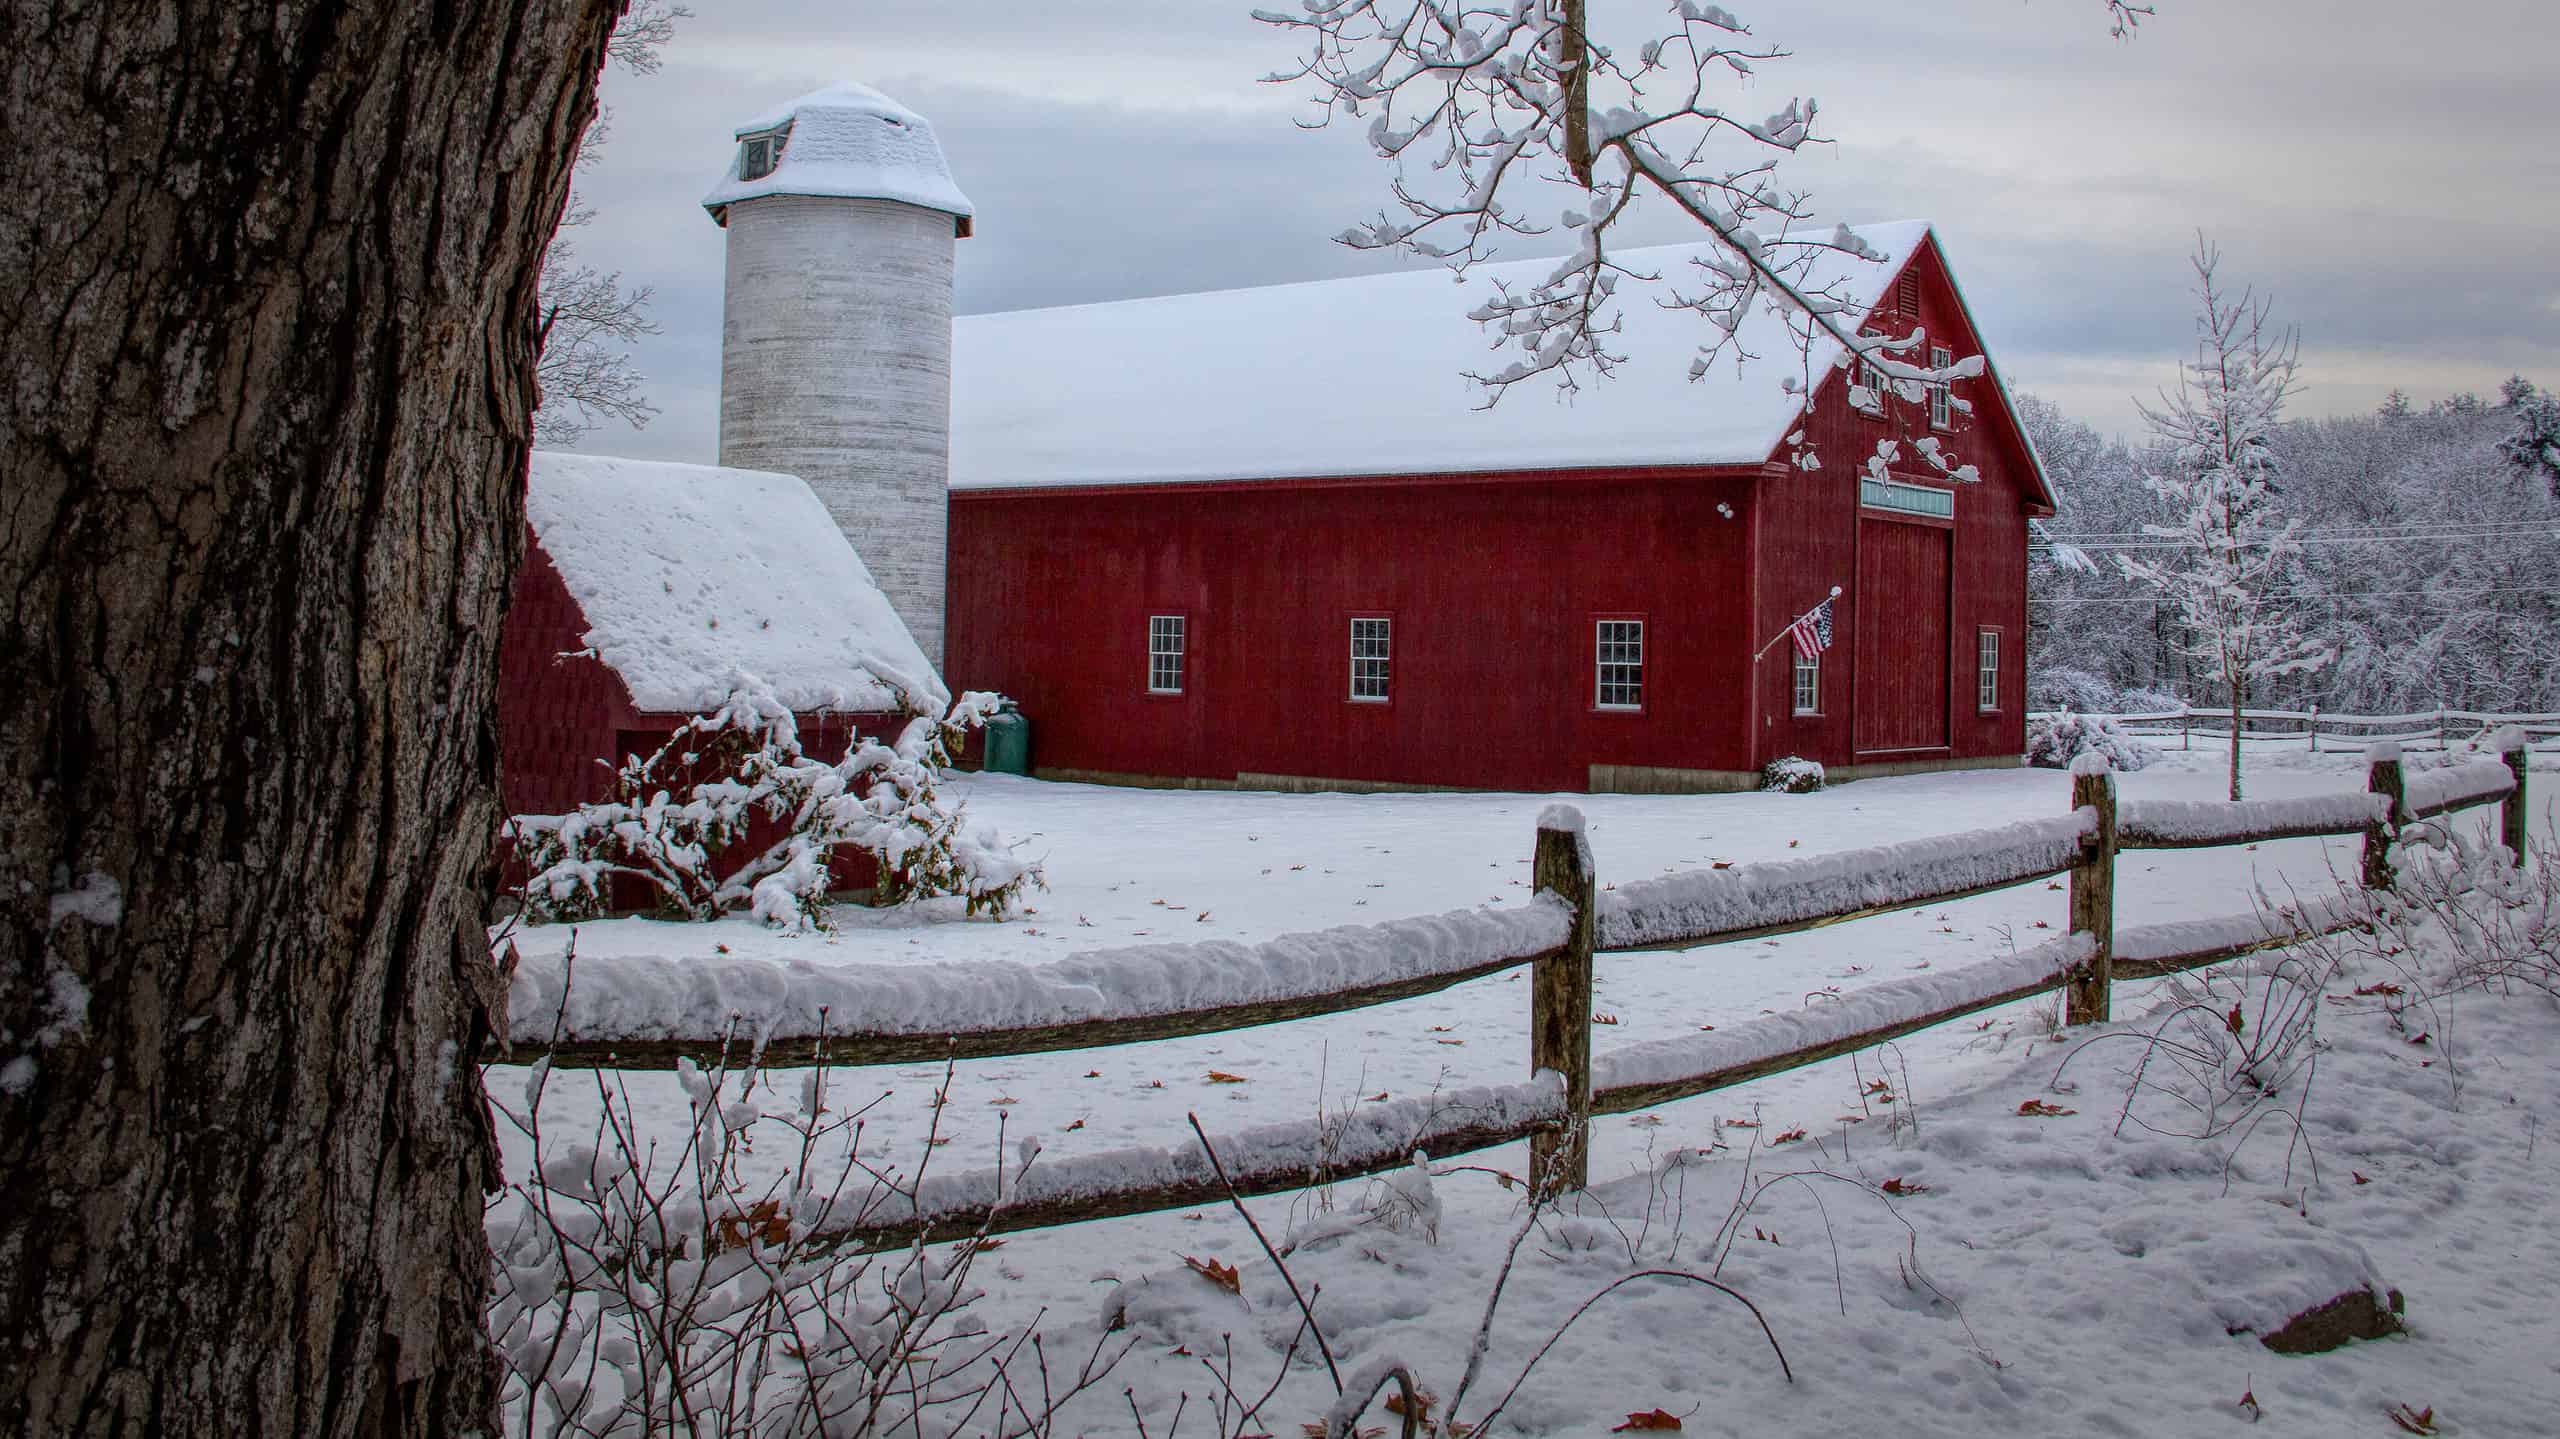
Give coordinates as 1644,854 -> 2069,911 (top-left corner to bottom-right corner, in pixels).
508,669 -> 1033,929
2114,237 -> 2333,800
1255,0 -> 2135,433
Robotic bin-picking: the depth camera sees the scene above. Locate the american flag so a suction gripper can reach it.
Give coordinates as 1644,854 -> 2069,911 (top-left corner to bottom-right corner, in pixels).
1788,597 -> 1835,660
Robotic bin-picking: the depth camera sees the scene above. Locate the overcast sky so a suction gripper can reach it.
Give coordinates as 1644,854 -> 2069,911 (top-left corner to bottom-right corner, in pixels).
560,0 -> 2560,463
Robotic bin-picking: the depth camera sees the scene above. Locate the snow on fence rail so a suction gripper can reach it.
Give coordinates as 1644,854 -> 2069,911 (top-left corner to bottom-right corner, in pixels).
504,900 -> 1575,1069
495,742 -> 2532,1250
799,893 -> 2376,1251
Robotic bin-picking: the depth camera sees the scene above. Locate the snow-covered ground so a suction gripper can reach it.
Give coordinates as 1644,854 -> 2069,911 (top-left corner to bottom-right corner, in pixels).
492,742 -> 2560,1435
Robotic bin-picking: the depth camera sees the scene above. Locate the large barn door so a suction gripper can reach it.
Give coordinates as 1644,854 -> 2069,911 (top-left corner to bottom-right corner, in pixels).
1855,518 -> 1951,754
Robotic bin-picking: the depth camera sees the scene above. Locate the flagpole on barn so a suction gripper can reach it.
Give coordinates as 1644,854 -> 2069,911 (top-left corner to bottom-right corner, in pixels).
1754,585 -> 1844,664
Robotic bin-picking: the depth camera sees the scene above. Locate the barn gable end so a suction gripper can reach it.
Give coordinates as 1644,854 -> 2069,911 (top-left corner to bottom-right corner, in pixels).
1747,232 -> 2041,781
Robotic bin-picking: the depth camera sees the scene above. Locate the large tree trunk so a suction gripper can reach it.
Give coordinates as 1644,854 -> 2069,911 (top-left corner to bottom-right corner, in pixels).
0,3 -> 619,1432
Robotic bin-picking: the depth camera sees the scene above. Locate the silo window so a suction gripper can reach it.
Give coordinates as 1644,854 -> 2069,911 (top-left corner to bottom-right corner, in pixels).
740,129 -> 788,181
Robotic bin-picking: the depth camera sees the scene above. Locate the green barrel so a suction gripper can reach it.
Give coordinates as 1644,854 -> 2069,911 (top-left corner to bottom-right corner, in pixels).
983,707 -> 1031,775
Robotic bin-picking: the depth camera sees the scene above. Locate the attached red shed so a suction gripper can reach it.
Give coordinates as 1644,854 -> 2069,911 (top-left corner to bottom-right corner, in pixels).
944,222 -> 2053,794
500,452 -> 939,834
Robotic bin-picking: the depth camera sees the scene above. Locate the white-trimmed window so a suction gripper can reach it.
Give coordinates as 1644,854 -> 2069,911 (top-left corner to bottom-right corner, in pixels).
740,129 -> 788,181
1977,629 -> 2002,712
1792,650 -> 1821,715
1595,620 -> 1645,710
1928,344 -> 1953,429
1857,352 -> 1888,413
1148,615 -> 1187,694
1349,617 -> 1391,702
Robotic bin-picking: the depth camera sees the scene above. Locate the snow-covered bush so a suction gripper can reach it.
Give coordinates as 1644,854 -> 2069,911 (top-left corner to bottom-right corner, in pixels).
2033,666 -> 2117,716
509,668 -> 1038,927
1760,756 -> 1825,794
2026,710 -> 2155,773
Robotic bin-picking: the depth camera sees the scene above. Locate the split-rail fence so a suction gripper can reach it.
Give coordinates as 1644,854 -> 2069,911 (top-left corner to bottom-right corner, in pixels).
2040,705 -> 2560,754
492,737 -> 2535,1252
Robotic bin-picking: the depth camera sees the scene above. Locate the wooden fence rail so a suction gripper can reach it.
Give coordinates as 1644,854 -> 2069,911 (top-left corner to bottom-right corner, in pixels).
2034,705 -> 2560,754
494,741 -> 2531,1253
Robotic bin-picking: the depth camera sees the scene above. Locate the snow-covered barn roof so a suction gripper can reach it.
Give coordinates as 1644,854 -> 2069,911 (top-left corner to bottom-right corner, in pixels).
525,452 -> 940,716
951,221 -> 2007,491
702,81 -> 973,233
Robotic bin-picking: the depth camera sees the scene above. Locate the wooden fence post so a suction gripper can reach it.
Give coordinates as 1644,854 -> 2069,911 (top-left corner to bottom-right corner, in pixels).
1531,806 -> 1597,1198
2308,703 -> 2319,754
2502,732 -> 2530,870
2363,749 -> 2405,891
2181,705 -> 2191,752
2067,762 -> 2117,1025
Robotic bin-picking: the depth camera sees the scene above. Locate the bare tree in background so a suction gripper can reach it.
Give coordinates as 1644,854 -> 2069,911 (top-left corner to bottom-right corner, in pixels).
2117,240 -> 2333,801
0,2 -> 620,1432
535,1 -> 692,444
1255,0 -> 2148,448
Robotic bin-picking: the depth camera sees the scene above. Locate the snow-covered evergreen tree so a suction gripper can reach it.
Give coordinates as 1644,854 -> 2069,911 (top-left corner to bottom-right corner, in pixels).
2499,375 -> 2560,496
2115,241 -> 2332,800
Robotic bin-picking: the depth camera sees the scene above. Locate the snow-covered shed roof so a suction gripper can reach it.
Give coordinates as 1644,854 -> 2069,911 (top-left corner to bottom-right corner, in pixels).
525,452 -> 940,716
951,221 -> 1964,491
702,81 -> 973,233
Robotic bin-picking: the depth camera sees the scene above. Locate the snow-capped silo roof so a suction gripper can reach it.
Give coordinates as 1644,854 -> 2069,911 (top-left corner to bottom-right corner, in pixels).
702,81 -> 973,232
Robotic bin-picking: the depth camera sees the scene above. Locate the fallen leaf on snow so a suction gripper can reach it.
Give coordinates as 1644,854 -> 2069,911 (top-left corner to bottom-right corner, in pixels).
1880,1177 -> 1930,1197
2018,1099 -> 2078,1118
1769,1127 -> 1808,1145
1183,1255 -> 1241,1293
1205,1071 -> 1249,1084
2387,1403 -> 2438,1435
1611,1410 -> 1683,1432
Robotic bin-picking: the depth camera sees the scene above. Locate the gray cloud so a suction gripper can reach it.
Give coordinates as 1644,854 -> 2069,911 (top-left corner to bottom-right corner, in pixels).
563,0 -> 2560,461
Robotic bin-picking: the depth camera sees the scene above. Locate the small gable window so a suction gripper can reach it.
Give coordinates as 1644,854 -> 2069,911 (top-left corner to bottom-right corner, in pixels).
1929,345 -> 1953,429
740,129 -> 789,182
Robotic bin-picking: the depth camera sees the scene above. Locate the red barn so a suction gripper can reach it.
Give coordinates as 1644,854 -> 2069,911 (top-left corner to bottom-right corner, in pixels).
500,453 -> 940,887
941,222 -> 2053,794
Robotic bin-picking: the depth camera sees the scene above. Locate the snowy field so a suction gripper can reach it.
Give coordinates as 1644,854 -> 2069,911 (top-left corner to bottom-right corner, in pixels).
492,743 -> 2560,1436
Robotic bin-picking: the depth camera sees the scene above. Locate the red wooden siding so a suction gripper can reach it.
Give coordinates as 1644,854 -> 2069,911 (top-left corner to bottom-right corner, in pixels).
945,233 -> 2038,792
948,470 -> 1759,792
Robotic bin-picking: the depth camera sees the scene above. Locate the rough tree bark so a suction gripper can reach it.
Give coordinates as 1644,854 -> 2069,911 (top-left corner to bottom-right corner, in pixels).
0,2 -> 621,1433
